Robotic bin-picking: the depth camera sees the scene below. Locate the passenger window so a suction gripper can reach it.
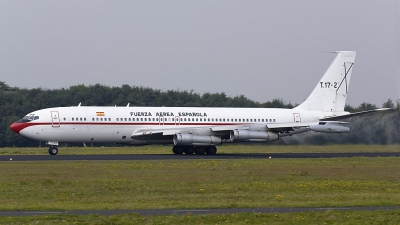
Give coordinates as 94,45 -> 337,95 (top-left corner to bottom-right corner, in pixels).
262,119 -> 264,122
96,118 -> 99,121
270,119 -> 272,122
273,119 -> 276,122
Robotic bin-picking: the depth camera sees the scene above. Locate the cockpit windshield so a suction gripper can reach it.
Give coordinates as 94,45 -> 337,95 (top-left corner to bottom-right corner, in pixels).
17,114 -> 39,123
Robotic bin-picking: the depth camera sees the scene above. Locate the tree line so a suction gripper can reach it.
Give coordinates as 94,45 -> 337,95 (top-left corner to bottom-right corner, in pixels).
0,81 -> 398,147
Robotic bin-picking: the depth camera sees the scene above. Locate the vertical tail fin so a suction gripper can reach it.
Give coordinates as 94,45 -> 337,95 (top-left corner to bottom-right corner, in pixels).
295,51 -> 356,112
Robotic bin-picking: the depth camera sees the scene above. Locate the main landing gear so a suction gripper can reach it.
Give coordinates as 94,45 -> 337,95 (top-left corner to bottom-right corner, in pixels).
172,145 -> 217,155
48,146 -> 59,155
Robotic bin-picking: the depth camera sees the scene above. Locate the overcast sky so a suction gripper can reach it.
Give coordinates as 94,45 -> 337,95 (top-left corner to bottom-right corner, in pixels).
1,1 -> 398,107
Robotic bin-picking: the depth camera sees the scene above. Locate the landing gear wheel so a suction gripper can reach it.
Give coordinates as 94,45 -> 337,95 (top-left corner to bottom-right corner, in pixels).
195,146 -> 206,155
205,146 -> 217,155
48,146 -> 58,155
184,146 -> 195,155
172,145 -> 184,154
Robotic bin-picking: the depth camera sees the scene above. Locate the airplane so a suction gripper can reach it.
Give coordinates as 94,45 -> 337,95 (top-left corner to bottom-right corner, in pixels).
9,51 -> 389,155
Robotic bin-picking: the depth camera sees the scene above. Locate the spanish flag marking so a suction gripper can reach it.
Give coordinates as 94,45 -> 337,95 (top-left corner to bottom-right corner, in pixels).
96,112 -> 105,116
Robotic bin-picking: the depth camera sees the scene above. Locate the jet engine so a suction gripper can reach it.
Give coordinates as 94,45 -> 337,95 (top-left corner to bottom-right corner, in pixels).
309,124 -> 349,133
173,133 -> 221,146
230,130 -> 279,142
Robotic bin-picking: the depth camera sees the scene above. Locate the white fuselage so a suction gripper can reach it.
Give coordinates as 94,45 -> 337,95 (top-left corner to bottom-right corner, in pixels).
15,106 -> 331,145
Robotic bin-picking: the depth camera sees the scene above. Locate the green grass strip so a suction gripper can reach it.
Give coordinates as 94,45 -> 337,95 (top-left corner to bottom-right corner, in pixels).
1,211 -> 400,225
1,157 -> 400,211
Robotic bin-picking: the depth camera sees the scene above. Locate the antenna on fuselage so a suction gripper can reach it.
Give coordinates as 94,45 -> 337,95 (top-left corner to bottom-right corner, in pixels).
127,103 -> 130,107
78,102 -> 81,107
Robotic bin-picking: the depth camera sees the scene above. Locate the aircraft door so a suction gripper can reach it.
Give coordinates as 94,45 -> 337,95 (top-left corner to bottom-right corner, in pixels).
293,113 -> 301,123
51,111 -> 60,127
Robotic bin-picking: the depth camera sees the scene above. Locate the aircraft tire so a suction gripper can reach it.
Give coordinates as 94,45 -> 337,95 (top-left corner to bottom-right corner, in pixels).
184,146 -> 195,155
205,146 -> 217,155
172,145 -> 184,155
195,146 -> 206,155
48,146 -> 58,155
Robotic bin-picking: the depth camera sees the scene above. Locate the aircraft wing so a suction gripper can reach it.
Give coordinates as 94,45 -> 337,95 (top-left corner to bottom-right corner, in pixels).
130,122 -> 319,139
319,108 -> 392,121
131,128 -> 183,137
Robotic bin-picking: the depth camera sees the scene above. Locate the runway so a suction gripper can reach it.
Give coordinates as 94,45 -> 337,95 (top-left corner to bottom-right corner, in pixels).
1,206 -> 400,216
1,152 -> 400,161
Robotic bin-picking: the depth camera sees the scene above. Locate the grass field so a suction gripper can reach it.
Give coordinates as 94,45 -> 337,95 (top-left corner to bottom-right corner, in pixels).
1,144 -> 399,155
1,145 -> 400,224
1,210 -> 400,225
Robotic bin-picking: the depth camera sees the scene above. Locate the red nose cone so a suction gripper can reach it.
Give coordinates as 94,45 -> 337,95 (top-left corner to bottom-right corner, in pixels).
10,122 -> 23,134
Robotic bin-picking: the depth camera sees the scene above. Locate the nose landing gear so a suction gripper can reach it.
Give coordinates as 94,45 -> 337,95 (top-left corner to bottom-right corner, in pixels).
48,146 -> 58,155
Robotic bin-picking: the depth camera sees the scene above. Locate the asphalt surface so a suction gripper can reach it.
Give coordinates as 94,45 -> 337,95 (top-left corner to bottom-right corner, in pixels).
1,206 -> 400,216
1,152 -> 400,161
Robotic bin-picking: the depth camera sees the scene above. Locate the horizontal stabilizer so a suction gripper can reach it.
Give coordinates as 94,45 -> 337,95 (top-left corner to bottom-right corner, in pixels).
320,108 -> 392,121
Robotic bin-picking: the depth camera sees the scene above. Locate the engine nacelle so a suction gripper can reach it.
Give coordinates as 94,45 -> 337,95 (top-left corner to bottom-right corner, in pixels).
230,130 -> 279,142
173,133 -> 221,146
309,125 -> 350,133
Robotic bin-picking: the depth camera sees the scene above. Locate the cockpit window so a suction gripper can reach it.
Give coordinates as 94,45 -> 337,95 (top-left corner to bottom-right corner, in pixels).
18,114 -> 39,123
